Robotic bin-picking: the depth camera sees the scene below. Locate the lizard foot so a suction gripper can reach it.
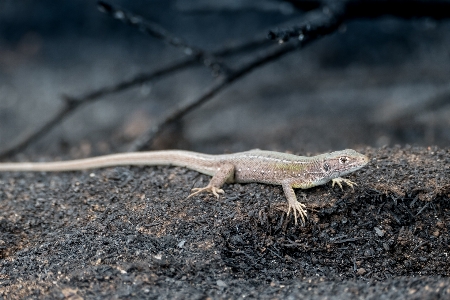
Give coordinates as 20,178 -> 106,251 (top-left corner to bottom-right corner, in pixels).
187,185 -> 224,199
332,177 -> 357,191
287,195 -> 308,226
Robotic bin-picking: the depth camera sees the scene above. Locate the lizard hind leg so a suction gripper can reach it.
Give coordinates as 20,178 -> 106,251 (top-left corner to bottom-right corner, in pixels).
187,163 -> 234,199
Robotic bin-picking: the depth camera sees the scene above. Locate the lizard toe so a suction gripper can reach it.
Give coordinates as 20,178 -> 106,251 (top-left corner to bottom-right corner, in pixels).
287,201 -> 307,226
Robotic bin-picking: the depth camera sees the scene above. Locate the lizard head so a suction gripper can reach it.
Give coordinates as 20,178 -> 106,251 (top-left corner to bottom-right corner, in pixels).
318,149 -> 369,179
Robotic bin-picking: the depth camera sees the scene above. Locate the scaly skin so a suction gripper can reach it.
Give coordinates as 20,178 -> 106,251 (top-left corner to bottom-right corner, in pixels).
0,149 -> 369,225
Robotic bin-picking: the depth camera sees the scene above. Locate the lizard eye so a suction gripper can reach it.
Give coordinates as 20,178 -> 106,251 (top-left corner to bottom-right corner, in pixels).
339,156 -> 349,164
323,162 -> 331,172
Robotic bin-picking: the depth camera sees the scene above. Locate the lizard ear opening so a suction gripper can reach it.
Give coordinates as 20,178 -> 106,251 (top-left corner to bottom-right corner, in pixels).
323,162 -> 331,172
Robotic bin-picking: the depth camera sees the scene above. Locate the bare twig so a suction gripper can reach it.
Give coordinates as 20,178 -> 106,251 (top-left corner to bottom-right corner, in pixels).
97,1 -> 229,75
98,1 -> 184,48
128,2 -> 347,151
0,16 -> 270,160
0,100 -> 81,160
0,58 -> 195,160
268,1 -> 347,42
0,1 -> 345,158
66,35 -> 272,104
127,43 -> 300,152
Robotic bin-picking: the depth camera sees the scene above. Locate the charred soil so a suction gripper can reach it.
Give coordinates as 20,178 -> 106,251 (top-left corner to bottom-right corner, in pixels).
0,146 -> 449,299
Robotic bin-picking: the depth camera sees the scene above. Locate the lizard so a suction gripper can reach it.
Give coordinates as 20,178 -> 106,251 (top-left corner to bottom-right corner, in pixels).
0,149 -> 369,225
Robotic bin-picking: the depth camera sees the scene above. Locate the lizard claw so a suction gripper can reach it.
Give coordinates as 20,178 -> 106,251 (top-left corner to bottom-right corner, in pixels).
187,185 -> 224,199
332,177 -> 357,191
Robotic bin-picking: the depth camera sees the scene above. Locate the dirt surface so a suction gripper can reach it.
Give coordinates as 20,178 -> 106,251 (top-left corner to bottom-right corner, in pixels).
0,146 -> 449,299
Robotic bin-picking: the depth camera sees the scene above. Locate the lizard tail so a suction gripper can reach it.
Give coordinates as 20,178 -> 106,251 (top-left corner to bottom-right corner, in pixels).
0,150 -> 218,173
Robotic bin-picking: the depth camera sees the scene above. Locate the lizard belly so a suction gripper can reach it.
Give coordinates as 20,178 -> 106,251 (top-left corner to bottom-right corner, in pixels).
231,159 -> 312,187
232,163 -> 282,185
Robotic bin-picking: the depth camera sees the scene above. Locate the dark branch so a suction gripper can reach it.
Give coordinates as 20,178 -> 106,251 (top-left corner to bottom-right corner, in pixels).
97,1 -> 197,54
97,1 -> 228,76
64,35 -> 271,104
0,58 -> 196,160
0,101 -> 81,160
0,13 -> 271,160
0,0 -> 345,157
268,1 -> 347,42
128,3 -> 347,151
127,43 -> 300,152
63,58 -> 196,104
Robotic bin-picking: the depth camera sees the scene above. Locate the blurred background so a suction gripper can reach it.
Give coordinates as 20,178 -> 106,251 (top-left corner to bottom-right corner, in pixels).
1,0 -> 449,156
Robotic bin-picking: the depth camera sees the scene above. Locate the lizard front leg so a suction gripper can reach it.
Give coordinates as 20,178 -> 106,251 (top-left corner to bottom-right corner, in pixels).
187,164 -> 235,199
281,181 -> 308,226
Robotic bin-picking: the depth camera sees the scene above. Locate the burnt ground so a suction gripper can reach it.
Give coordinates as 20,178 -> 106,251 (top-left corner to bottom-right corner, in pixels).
1,2 -> 450,298
0,146 -> 449,299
